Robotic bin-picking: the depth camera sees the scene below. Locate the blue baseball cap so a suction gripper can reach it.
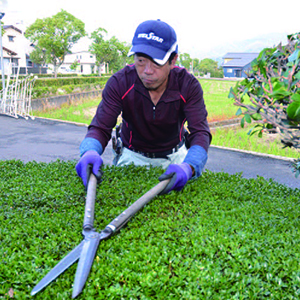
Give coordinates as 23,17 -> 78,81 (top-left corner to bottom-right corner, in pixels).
128,19 -> 178,65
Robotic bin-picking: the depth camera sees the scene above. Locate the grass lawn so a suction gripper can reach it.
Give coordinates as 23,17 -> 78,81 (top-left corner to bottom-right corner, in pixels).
1,160 -> 300,299
33,97 -> 101,125
211,125 -> 300,160
33,79 -> 239,125
199,79 -> 239,122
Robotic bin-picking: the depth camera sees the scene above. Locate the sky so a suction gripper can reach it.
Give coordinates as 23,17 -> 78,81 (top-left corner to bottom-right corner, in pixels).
2,0 -> 300,59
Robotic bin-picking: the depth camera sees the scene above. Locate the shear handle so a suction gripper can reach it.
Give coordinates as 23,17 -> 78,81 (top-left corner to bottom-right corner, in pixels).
108,178 -> 171,232
83,173 -> 98,230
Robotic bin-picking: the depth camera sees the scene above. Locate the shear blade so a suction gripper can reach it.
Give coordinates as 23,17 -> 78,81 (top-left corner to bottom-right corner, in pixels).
31,241 -> 84,296
72,232 -> 101,298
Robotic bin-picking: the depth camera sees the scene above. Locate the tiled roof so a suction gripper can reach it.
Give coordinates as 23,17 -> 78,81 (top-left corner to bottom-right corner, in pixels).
222,52 -> 259,68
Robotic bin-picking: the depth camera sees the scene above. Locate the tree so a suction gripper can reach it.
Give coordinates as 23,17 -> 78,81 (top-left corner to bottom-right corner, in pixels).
104,36 -> 131,73
28,46 -> 47,74
89,28 -> 131,75
110,38 -> 132,71
199,58 -> 223,78
192,58 -> 200,76
229,32 -> 300,176
25,10 -> 86,78
70,59 -> 80,72
178,53 -> 192,70
89,28 -> 112,75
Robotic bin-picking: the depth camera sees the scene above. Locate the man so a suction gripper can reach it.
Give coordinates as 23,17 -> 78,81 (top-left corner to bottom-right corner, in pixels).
76,19 -> 211,194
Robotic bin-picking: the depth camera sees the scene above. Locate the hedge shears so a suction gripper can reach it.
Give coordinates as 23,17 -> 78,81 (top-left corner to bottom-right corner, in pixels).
31,171 -> 170,298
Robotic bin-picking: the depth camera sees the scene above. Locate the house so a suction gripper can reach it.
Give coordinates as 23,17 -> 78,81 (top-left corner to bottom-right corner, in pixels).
57,50 -> 105,75
1,25 -> 24,74
1,24 -> 47,75
222,53 -> 259,78
51,36 -> 106,75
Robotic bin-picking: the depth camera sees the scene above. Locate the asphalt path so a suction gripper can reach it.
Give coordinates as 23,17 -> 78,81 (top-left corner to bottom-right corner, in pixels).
1,115 -> 299,189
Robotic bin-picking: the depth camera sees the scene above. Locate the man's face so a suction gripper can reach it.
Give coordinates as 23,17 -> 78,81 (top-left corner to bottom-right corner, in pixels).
134,54 -> 177,91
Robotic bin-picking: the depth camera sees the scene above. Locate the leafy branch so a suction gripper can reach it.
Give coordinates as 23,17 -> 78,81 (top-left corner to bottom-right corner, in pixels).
229,32 -> 300,176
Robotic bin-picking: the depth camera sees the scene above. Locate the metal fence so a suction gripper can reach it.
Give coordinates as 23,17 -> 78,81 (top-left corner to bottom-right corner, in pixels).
0,66 -> 37,119
12,66 -> 48,75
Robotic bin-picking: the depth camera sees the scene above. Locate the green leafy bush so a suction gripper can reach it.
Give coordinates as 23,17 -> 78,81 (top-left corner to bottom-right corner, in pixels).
1,160 -> 300,299
229,32 -> 300,149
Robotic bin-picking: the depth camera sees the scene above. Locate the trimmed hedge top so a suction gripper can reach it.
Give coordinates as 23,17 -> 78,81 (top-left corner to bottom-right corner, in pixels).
1,160 -> 300,299
34,76 -> 109,88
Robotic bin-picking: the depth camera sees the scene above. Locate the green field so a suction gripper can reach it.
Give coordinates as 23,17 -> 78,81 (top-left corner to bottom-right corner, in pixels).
199,79 -> 239,122
33,79 -> 239,124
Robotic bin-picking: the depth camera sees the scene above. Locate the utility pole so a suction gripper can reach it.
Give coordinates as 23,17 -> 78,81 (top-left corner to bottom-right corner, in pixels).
0,11 -> 5,91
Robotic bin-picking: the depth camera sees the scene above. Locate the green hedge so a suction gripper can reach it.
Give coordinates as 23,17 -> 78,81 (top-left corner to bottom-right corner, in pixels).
33,74 -> 80,78
31,83 -> 104,99
0,74 -> 111,79
1,160 -> 300,299
34,77 -> 108,88
32,74 -> 111,78
0,76 -> 109,96
31,77 -> 109,99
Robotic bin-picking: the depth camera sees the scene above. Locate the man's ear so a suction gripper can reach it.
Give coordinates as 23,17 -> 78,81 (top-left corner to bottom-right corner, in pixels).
170,54 -> 178,69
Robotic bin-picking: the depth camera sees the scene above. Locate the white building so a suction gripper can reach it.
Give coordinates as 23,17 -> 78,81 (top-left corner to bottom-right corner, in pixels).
1,25 -> 30,74
57,50 -> 106,75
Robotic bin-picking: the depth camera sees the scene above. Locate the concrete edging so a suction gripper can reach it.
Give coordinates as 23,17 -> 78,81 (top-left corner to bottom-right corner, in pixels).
33,116 -> 88,127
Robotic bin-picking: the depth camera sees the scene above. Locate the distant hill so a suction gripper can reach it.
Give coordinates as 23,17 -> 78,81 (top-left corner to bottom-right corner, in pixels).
195,32 -> 290,64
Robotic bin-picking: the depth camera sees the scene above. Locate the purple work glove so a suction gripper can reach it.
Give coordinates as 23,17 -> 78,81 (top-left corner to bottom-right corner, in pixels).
158,162 -> 193,195
75,150 -> 103,187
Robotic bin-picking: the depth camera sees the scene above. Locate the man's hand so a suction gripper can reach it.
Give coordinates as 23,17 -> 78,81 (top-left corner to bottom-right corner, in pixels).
76,150 -> 103,187
158,162 -> 193,195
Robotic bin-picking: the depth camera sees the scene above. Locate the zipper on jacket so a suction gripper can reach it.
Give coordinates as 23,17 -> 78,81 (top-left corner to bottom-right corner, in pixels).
153,106 -> 156,120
